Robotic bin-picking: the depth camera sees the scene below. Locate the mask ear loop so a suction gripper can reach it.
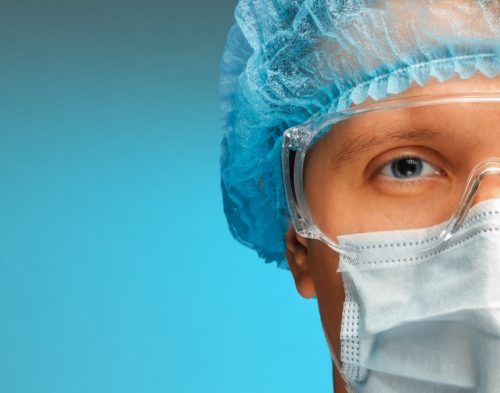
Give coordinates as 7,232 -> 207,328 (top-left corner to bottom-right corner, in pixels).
440,159 -> 500,242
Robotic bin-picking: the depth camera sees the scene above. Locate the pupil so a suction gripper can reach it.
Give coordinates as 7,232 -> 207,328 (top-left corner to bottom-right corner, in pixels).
391,158 -> 423,178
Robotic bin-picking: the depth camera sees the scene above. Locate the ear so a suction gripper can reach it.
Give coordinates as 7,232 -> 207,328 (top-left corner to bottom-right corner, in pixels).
285,224 -> 316,298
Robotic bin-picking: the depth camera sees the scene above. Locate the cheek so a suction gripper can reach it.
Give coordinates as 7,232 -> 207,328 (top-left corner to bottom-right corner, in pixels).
308,240 -> 345,358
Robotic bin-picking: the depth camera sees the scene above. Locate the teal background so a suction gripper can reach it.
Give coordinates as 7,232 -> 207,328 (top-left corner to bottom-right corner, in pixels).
0,1 -> 331,392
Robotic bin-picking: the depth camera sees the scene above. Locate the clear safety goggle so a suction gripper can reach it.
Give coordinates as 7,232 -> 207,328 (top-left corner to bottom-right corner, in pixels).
282,93 -> 500,255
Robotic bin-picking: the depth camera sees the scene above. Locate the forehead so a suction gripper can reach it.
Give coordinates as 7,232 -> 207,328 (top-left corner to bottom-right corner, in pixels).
319,75 -> 500,148
335,74 -> 500,139
307,75 -> 500,167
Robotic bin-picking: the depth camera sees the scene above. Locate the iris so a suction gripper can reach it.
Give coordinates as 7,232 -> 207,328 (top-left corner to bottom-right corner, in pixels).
390,157 -> 423,178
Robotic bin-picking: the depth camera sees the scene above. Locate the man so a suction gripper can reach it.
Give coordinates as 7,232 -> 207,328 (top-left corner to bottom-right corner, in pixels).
220,1 -> 500,392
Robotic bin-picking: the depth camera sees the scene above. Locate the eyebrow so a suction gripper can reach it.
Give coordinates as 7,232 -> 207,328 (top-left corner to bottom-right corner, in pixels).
333,128 -> 441,166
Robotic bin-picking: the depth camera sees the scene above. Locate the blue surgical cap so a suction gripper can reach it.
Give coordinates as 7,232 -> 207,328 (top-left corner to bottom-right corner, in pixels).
219,0 -> 500,268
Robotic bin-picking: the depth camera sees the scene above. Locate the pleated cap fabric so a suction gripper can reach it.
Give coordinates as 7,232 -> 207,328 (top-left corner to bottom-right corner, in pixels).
219,0 -> 500,268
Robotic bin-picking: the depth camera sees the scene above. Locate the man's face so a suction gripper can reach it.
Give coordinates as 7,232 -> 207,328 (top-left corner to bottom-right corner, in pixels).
286,74 -> 500,391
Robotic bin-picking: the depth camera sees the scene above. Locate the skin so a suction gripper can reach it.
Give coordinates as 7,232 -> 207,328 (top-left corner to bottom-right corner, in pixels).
285,74 -> 500,393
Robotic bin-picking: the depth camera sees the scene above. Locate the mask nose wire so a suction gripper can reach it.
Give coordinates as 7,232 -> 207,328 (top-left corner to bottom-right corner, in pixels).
440,159 -> 500,242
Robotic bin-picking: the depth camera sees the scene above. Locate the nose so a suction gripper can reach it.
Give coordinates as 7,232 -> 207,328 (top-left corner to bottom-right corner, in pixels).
472,172 -> 500,206
448,160 -> 500,236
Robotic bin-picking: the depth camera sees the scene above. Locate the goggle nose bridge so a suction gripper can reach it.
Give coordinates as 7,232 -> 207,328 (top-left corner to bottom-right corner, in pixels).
444,159 -> 500,240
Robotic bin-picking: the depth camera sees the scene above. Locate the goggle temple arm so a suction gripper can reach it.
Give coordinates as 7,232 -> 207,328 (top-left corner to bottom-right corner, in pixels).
282,127 -> 318,239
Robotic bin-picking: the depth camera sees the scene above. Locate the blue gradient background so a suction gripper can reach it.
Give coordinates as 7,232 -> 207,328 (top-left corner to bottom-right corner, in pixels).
0,1 -> 331,392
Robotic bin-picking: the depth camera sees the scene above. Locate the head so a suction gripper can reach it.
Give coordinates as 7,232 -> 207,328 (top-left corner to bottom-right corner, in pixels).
285,74 -> 500,391
220,1 -> 500,391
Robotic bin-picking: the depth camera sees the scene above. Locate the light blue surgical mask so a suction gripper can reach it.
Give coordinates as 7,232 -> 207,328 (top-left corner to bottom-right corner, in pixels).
336,198 -> 500,393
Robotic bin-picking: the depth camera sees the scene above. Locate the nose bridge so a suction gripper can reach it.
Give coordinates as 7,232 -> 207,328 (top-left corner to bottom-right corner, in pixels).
472,171 -> 500,205
468,159 -> 500,206
448,160 -> 500,236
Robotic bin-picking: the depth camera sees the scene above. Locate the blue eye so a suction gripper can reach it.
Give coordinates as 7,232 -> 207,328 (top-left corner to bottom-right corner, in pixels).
378,157 -> 440,179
